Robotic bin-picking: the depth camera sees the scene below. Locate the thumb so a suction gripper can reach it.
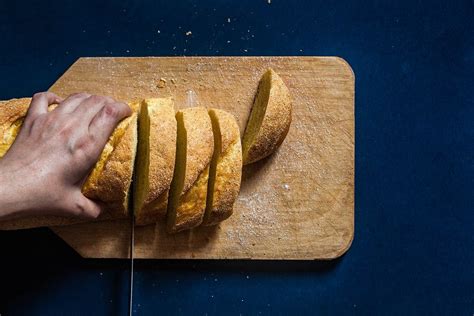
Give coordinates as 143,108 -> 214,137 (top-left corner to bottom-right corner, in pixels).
70,191 -> 102,219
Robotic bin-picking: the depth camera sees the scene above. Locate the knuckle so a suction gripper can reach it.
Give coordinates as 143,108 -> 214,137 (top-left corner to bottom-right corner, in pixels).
87,133 -> 97,144
79,134 -> 96,150
59,128 -> 73,139
74,136 -> 87,150
73,135 -> 98,161
27,114 -> 47,133
103,103 -> 119,119
88,95 -> 104,103
44,114 -> 58,127
33,91 -> 56,100
32,92 -> 46,100
58,120 -> 74,138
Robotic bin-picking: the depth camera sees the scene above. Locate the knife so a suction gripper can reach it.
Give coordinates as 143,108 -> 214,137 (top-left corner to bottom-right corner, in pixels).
128,210 -> 135,315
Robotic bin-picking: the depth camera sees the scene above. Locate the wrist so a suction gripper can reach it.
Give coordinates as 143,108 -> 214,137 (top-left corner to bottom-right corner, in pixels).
0,161 -> 36,219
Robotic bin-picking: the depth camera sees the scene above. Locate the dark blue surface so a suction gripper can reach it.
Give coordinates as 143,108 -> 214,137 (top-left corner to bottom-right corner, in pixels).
1,0 -> 473,315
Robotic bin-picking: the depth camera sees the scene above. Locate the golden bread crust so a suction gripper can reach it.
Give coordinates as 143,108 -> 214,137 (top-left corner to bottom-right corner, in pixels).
0,98 -> 30,157
0,98 -> 29,124
242,68 -> 292,165
82,111 -> 137,217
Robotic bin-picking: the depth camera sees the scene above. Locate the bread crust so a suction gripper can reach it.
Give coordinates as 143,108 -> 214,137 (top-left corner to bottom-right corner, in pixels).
0,98 -> 30,157
0,97 -> 137,229
242,68 -> 292,165
135,98 -> 177,225
82,110 -> 137,217
203,109 -> 242,226
0,98 -> 29,124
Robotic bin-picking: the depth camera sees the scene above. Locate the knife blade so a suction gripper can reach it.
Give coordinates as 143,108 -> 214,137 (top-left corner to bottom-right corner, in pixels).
129,212 -> 135,316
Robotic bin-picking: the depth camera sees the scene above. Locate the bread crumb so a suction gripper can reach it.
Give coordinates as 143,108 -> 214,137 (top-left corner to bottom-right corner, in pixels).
157,78 -> 167,88
171,78 -> 177,84
186,31 -> 192,36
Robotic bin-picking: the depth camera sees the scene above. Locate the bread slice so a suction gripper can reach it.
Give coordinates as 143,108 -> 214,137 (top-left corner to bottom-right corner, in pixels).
202,109 -> 242,226
0,97 -> 137,229
166,107 -> 214,233
134,98 -> 176,226
242,68 -> 292,165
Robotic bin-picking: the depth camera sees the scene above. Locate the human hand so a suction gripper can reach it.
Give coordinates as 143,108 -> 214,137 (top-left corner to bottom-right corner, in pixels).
0,92 -> 131,220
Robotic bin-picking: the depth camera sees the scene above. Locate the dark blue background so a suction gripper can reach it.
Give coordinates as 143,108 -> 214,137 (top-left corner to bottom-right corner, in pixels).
0,0 -> 473,315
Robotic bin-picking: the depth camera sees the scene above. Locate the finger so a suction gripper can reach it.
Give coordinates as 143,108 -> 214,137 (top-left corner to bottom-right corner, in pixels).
26,92 -> 62,119
70,191 -> 102,219
73,95 -> 111,124
54,92 -> 91,114
89,102 -> 132,145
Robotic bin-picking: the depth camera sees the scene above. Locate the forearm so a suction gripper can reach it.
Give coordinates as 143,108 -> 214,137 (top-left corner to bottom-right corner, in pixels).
0,166 -> 32,219
0,158 -> 69,219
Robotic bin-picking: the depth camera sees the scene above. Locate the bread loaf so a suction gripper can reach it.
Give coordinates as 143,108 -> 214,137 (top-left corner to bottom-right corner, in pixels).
166,107 -> 214,233
242,68 -> 292,165
0,98 -> 137,229
134,98 -> 176,225
0,69 -> 292,232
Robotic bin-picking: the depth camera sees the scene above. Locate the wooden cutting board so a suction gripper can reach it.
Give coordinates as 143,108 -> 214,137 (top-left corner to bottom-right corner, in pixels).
48,56 -> 354,260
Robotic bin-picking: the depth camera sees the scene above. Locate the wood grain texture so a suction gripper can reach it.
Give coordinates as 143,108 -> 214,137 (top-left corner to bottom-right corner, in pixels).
49,56 -> 354,260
